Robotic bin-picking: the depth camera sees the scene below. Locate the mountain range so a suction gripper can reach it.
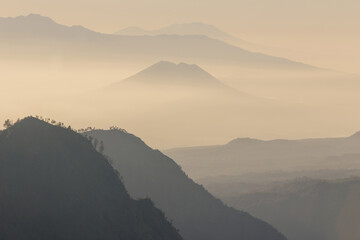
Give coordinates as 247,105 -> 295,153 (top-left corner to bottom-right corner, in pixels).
165,132 -> 360,179
115,22 -> 255,49
0,14 -> 313,69
224,177 -> 360,240
0,117 -> 182,240
85,128 -> 287,240
164,131 -> 360,240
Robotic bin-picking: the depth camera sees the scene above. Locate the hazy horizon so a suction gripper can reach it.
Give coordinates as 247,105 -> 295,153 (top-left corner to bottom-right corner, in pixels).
1,2 -> 360,240
2,0 -> 360,74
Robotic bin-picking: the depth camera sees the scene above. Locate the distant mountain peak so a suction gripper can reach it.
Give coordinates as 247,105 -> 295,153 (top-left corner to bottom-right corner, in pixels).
0,14 -> 58,30
227,137 -> 265,145
150,60 -> 178,68
120,61 -> 221,87
148,61 -> 210,74
349,131 -> 360,139
0,14 -> 93,36
9,14 -> 56,24
24,13 -> 51,19
114,22 -> 255,47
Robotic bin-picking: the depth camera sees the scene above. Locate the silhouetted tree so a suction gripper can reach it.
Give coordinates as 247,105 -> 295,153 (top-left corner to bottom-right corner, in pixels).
109,126 -> 127,133
3,119 -> 13,129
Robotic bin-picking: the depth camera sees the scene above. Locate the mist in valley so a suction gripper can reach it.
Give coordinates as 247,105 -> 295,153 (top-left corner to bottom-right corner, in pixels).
1,1 -> 360,240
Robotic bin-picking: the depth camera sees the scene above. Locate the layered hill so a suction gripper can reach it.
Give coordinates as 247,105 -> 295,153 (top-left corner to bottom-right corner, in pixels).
85,129 -> 287,240
115,22 -> 254,48
0,117 -> 182,240
0,14 -> 312,69
224,178 -> 360,240
165,132 -> 360,179
0,14 -> 95,39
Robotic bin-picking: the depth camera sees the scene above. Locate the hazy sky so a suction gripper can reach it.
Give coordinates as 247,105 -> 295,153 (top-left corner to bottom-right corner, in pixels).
2,0 -> 359,73
1,0 -> 358,35
1,0 -> 360,148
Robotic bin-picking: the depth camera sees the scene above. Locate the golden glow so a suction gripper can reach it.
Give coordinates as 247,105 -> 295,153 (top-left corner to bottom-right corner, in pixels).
1,0 -> 360,148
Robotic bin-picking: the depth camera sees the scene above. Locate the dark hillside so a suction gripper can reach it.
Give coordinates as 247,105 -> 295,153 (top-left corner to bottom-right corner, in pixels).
87,129 -> 287,240
0,117 -> 182,240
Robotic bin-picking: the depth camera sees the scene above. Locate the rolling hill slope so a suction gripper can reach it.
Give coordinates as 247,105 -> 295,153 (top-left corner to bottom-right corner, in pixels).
85,129 -> 287,240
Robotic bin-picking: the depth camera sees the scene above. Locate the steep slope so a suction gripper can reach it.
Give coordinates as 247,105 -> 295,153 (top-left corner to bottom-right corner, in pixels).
0,117 -> 182,240
0,14 -> 312,69
224,178 -> 360,240
165,132 -> 360,179
85,129 -> 287,240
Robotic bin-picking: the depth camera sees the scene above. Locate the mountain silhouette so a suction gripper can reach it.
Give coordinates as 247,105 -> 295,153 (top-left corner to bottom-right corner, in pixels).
121,61 -> 221,86
0,14 -> 95,38
0,14 -> 313,69
115,22 -> 254,48
111,61 -> 241,95
0,117 -> 182,240
224,178 -> 360,240
85,129 -> 287,240
165,132 -> 360,179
